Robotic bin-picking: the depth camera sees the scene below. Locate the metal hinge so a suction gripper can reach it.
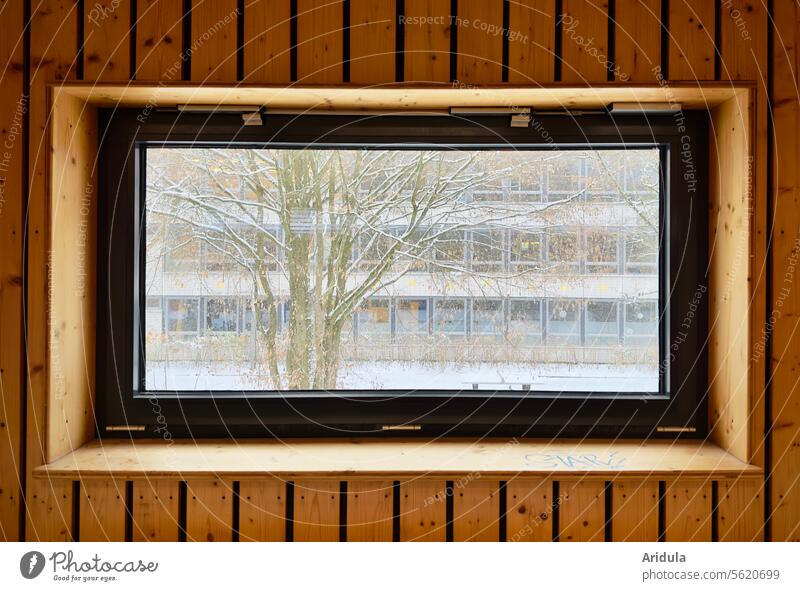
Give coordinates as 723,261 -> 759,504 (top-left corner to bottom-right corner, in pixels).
656,426 -> 697,433
105,425 -> 146,432
381,424 -> 422,431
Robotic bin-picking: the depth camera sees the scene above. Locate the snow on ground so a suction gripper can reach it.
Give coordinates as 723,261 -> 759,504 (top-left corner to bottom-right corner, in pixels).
145,361 -> 657,393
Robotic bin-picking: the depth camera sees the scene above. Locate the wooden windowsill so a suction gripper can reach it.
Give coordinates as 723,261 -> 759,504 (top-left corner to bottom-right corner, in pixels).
34,438 -> 762,480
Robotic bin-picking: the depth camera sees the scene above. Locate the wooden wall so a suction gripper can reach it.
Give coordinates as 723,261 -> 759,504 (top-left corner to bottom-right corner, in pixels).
0,0 -> 795,541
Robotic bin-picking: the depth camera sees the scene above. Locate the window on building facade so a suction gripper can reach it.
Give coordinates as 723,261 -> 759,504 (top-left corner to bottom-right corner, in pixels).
99,113 -> 707,436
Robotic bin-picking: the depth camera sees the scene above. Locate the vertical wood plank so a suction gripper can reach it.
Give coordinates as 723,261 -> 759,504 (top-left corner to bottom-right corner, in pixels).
668,0 -> 715,80
0,0 -> 25,542
718,478 -> 764,541
403,0 -> 451,83
296,0 -> 344,83
293,479 -> 339,542
26,0 -> 79,542
453,479 -> 500,541
664,480 -> 712,541
611,480 -> 658,541
79,480 -> 126,541
132,480 -> 180,541
506,478 -> 552,542
347,480 -> 393,541
771,0 -> 800,543
719,0 -> 767,81
508,0 -> 556,83
399,478 -> 446,541
27,481 -> 72,541
185,479 -> 234,542
614,0 -> 660,82
456,0 -> 503,84
559,479 -> 605,542
242,0 -> 291,83
135,0 -> 184,80
83,0 -> 131,81
190,0 -> 239,82
560,0 -> 609,83
239,478 -> 286,542
350,0 -> 396,84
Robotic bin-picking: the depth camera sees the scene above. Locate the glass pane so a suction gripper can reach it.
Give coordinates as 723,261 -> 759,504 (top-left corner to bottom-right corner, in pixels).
206,298 -> 238,332
434,299 -> 466,334
144,147 -> 660,392
395,298 -> 428,334
586,301 -> 619,346
357,298 -> 391,335
547,300 -> 581,345
509,300 -> 542,341
472,299 -> 504,334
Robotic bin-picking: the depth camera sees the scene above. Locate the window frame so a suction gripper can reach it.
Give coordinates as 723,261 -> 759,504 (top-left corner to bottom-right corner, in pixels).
97,111 -> 708,438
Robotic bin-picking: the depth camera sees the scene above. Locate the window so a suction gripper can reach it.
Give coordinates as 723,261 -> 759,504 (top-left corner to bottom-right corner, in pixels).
434,299 -> 467,335
206,298 -> 238,332
472,299 -> 504,335
99,112 -> 708,437
585,230 -> 619,274
395,298 -> 429,334
547,300 -> 581,345
626,229 -> 658,274
357,298 -> 391,336
585,301 -> 620,346
471,229 -> 505,272
625,301 -> 659,345
509,300 -> 542,344
547,230 -> 580,274
241,298 -> 270,332
166,298 -> 199,333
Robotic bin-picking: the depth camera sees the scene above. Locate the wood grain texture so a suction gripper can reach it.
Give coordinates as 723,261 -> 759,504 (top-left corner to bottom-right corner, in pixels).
190,0 -> 239,82
560,0 -> 609,83
37,437 -> 761,479
293,479 -> 339,541
131,479 -> 180,541
79,480 -> 126,541
185,479 -> 234,542
135,0 -> 184,80
719,0 -> 767,81
708,91 -> 753,464
770,0 -> 800,543
48,92 -> 97,464
507,0 -> 555,83
239,478 -> 286,541
84,0 -> 131,81
350,0 -> 396,84
506,478 -> 552,542
26,0 -> 79,542
610,479 -> 658,541
403,0 -> 451,83
399,478 -> 446,541
0,0 -> 25,542
456,0 -> 503,84
296,0 -> 344,83
614,0 -> 660,82
56,83 -> 743,110
243,0 -> 291,83
558,479 -> 605,541
668,0 -> 715,80
452,479 -> 500,541
718,478 -> 764,541
347,480 -> 393,541
664,480 -> 712,541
